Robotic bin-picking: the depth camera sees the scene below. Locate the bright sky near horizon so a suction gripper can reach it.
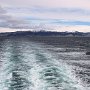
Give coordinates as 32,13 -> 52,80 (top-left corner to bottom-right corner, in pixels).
0,0 -> 90,32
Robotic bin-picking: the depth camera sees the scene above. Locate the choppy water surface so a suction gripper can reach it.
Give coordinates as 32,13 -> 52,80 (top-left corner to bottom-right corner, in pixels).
0,37 -> 90,90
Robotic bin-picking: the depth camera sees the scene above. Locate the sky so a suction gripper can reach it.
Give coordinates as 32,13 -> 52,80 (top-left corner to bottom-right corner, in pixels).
0,0 -> 90,32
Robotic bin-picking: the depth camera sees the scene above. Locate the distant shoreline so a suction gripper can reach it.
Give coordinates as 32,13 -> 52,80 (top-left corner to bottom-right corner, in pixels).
0,31 -> 90,37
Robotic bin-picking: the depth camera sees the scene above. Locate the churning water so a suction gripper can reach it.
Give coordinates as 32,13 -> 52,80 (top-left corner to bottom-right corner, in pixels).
0,37 -> 90,90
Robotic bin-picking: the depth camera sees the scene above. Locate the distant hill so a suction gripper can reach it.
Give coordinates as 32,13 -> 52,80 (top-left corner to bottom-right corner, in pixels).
0,30 -> 90,37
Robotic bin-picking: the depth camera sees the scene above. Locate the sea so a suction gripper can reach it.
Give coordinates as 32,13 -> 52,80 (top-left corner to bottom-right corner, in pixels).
0,37 -> 90,90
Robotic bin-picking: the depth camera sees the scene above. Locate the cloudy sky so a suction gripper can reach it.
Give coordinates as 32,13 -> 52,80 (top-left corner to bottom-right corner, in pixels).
0,0 -> 90,32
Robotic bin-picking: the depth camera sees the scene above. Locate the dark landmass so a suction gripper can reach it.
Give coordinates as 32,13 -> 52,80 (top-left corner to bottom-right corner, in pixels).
0,30 -> 90,37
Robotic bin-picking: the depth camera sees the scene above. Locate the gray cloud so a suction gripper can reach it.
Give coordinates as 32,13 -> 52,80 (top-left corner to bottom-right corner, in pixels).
0,6 -> 54,30
0,6 -> 31,29
6,7 -> 90,15
30,7 -> 90,16
0,6 -> 6,14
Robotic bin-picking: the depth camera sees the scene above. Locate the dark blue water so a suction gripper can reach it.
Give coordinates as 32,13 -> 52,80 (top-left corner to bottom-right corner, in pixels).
0,38 -> 90,90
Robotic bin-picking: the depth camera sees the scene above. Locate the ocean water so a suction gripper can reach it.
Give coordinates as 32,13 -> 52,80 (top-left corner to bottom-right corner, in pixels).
0,37 -> 90,90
